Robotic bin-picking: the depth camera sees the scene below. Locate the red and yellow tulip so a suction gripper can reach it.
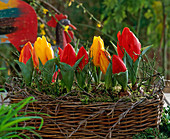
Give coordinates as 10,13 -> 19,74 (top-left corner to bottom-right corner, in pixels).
19,42 -> 33,64
90,36 -> 111,74
117,27 -> 141,62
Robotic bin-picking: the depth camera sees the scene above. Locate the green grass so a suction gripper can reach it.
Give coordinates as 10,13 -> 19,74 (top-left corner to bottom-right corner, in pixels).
0,96 -> 44,139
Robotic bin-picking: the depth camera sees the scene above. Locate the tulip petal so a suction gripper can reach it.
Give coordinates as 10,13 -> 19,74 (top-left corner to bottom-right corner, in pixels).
112,55 -> 127,74
76,46 -> 88,72
60,43 -> 76,67
32,47 -> 39,67
99,50 -> 111,74
58,47 -> 63,59
117,27 -> 141,62
34,36 -> 54,65
19,41 -> 33,64
90,36 -> 104,66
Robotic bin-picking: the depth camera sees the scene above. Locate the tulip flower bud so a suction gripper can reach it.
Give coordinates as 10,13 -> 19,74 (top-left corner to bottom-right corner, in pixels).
112,55 -> 127,74
117,27 -> 141,62
19,42 -> 33,64
90,36 -> 104,66
60,43 -> 76,67
33,36 -> 54,65
76,46 -> 88,72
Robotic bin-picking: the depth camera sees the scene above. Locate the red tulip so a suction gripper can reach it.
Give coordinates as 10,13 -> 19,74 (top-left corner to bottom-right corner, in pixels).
76,46 -> 89,72
60,43 -> 76,67
112,55 -> 127,74
117,27 -> 141,62
19,42 -> 33,64
58,47 -> 63,59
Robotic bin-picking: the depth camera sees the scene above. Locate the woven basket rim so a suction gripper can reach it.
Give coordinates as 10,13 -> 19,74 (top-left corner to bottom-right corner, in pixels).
9,92 -> 164,106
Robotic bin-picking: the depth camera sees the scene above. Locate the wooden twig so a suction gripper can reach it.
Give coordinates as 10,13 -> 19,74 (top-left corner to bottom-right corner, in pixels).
39,0 -> 60,14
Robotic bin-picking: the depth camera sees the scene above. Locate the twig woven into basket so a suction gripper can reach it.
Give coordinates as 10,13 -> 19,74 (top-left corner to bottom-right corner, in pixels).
10,93 -> 164,139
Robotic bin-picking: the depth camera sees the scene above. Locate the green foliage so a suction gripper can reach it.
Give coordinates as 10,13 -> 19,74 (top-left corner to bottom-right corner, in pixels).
76,63 -> 89,88
0,43 -> 18,84
160,106 -> 170,137
39,58 -> 57,84
59,56 -> 84,91
115,70 -> 128,91
60,62 -> 74,92
105,63 -> 114,89
133,106 -> 170,138
133,128 -> 167,139
15,58 -> 33,86
124,52 -> 138,86
0,96 -> 43,139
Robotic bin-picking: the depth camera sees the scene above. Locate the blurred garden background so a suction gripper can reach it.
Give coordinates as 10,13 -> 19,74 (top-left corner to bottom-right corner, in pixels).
0,0 -> 170,91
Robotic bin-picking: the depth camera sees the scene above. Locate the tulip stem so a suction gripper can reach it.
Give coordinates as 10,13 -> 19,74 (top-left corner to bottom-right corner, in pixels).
74,0 -> 102,27
137,5 -> 143,37
92,66 -> 99,84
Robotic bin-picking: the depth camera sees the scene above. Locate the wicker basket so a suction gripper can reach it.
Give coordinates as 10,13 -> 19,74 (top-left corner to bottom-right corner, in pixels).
10,93 -> 164,139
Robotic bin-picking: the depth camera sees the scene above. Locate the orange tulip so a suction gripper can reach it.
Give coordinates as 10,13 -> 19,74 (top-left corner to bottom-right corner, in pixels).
19,42 -> 33,64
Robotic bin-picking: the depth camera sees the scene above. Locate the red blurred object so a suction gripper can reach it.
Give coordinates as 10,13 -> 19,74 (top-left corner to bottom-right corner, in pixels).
112,55 -> 127,74
0,0 -> 37,52
52,70 -> 60,83
76,46 -> 89,72
117,27 -> 141,62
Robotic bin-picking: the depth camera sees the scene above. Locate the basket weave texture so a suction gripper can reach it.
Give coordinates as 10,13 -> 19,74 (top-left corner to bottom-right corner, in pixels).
10,93 -> 164,139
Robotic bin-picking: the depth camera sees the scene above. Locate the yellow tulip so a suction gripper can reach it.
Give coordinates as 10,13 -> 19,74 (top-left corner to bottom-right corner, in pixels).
90,36 -> 105,66
33,36 -> 54,65
99,50 -> 111,74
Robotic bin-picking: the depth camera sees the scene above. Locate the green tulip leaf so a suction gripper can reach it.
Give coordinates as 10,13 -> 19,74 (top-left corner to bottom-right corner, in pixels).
141,45 -> 152,56
110,41 -> 118,55
60,62 -> 74,92
105,63 -> 113,89
115,70 -> 128,91
42,58 -> 57,84
38,58 -> 44,71
76,71 -> 86,88
72,56 -> 84,70
125,52 -> 139,86
76,62 -> 89,88
14,58 -> 33,85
